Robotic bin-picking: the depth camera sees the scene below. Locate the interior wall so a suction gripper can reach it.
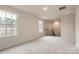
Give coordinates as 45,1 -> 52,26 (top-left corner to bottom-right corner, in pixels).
44,20 -> 53,35
0,5 -> 44,50
61,13 -> 75,43
76,6 -> 79,49
52,20 -> 61,36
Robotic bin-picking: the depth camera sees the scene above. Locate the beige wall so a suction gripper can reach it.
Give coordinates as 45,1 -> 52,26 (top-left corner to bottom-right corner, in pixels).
61,13 -> 75,43
52,20 -> 61,36
0,5 -> 44,50
44,20 -> 53,35
76,6 -> 79,49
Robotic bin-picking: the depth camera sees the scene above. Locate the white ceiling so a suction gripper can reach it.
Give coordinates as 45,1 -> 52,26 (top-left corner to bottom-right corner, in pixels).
11,5 -> 76,20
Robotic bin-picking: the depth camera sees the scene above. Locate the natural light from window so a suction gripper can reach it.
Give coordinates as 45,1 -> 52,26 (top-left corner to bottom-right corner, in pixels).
38,20 -> 43,32
0,10 -> 17,38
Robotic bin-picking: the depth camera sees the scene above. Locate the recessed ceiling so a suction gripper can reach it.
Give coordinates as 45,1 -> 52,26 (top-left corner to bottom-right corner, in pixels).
11,5 -> 76,20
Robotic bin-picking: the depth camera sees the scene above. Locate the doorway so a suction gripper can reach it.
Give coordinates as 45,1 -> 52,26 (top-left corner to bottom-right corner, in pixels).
44,19 -> 61,36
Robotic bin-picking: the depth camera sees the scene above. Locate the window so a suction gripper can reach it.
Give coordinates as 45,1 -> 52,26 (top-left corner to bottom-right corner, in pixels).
0,10 -> 17,37
38,20 -> 43,32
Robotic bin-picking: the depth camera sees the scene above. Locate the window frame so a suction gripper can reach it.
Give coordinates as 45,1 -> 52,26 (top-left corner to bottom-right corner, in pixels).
38,20 -> 43,32
0,9 -> 17,38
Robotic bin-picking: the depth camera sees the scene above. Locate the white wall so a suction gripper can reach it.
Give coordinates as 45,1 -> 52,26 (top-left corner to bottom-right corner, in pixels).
76,6 -> 79,49
61,13 -> 75,43
0,5 -> 44,50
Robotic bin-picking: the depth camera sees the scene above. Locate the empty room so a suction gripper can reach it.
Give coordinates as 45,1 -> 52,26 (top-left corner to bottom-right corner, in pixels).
0,5 -> 79,54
